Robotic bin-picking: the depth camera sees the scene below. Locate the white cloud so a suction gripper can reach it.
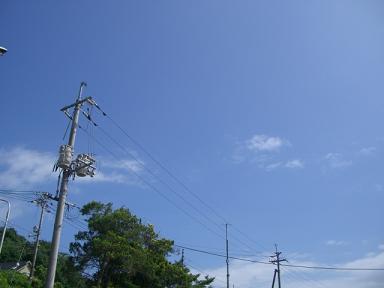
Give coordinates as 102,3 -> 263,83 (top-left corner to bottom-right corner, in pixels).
246,134 -> 287,152
104,159 -> 143,173
325,153 -> 352,169
265,162 -> 282,171
234,135 -> 301,172
326,240 -> 348,246
374,184 -> 383,192
378,244 -> 384,251
264,160 -> 304,172
359,147 -> 376,156
0,147 -> 56,188
285,159 -> 304,169
87,157 -> 145,185
0,147 -> 145,188
77,170 -> 126,183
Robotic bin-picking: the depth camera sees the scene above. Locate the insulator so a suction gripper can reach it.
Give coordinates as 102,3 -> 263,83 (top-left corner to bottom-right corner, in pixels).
56,145 -> 73,169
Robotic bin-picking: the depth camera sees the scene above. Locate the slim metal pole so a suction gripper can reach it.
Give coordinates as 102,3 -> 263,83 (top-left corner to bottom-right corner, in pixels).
0,199 -> 10,255
226,223 -> 229,288
30,199 -> 47,280
45,82 -> 86,288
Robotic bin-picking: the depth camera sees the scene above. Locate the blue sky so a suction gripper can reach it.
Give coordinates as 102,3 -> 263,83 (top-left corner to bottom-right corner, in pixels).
1,1 -> 384,287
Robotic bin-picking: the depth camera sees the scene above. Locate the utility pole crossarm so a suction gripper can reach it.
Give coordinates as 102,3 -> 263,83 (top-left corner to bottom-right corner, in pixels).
60,96 -> 93,112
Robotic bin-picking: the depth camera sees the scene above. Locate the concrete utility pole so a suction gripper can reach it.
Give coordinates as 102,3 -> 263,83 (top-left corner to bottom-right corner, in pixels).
30,193 -> 50,280
45,82 -> 89,288
270,244 -> 287,288
0,199 -> 10,255
226,223 -> 230,288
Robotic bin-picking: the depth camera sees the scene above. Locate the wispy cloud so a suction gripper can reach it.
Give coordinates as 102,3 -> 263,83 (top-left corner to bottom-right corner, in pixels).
324,153 -> 352,169
0,147 -> 56,188
77,157 -> 145,186
359,147 -> 376,156
265,162 -> 282,172
285,159 -> 304,169
326,240 -> 348,246
0,147 -> 145,188
374,184 -> 383,192
233,135 -> 304,172
103,159 -> 144,173
245,134 -> 288,152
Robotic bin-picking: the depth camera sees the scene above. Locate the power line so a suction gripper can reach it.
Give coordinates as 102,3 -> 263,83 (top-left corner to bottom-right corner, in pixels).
90,104 -> 279,255
280,266 -> 330,288
281,263 -> 384,271
87,122 -> 273,255
174,244 -> 384,272
97,111 -> 282,254
0,189 -> 44,194
97,125 -> 226,233
79,125 -> 226,241
175,244 -> 271,265
95,110 -> 230,218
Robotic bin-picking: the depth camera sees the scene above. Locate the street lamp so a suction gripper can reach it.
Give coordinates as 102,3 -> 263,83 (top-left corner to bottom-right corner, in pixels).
0,199 -> 11,255
0,47 -> 8,56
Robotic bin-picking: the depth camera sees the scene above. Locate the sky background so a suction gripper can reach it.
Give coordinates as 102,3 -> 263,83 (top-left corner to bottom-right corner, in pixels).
1,1 -> 384,287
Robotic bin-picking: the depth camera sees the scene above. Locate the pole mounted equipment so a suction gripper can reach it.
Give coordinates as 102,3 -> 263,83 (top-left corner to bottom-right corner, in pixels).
0,47 -> 7,56
45,82 -> 99,288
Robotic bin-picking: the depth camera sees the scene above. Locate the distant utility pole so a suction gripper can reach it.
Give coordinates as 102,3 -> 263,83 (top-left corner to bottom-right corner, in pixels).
181,249 -> 185,265
45,82 -> 96,288
270,244 -> 287,288
0,199 -> 10,255
226,223 -> 230,288
30,193 -> 50,280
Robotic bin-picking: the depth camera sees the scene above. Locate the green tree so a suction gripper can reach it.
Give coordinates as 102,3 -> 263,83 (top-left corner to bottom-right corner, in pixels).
70,201 -> 214,288
0,228 -> 30,263
0,270 -> 32,288
0,228 -> 85,288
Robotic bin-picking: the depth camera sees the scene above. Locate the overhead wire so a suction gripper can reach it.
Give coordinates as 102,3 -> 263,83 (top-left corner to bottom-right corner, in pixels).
86,104 -> 382,275
97,125 -> 226,235
84,113 -> 271,255
104,113 -> 229,223
281,266 -> 331,288
174,244 -> 384,272
0,189 -> 46,202
79,125 -> 226,241
92,108 -> 273,254
279,269 -> 309,288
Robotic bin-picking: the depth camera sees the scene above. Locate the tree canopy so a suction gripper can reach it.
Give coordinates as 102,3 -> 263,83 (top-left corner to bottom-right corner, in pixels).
0,202 -> 214,287
70,201 -> 214,288
0,227 -> 85,288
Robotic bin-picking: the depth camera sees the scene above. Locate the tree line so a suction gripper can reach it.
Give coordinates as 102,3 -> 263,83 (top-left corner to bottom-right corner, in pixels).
0,201 -> 214,288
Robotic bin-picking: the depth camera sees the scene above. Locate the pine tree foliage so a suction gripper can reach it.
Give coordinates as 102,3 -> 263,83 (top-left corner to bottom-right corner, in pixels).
70,201 -> 214,288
